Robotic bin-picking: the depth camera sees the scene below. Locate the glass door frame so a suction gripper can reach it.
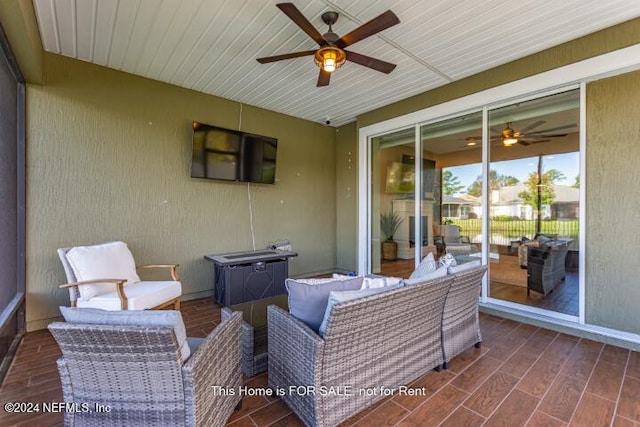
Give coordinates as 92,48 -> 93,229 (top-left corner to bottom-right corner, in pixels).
357,51 -> 640,324
359,82 -> 592,325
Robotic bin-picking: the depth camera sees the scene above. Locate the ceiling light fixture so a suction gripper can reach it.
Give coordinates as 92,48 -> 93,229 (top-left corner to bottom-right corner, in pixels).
501,123 -> 518,146
465,138 -> 478,146
314,46 -> 346,73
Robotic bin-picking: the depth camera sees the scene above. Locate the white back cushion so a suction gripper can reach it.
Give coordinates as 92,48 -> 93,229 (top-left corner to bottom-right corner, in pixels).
65,241 -> 141,300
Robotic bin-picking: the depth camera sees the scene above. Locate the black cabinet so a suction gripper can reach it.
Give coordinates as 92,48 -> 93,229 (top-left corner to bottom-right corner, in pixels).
205,250 -> 297,306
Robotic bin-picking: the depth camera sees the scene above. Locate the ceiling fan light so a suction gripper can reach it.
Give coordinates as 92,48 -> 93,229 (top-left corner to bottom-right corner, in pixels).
315,47 -> 346,73
324,57 -> 337,72
503,137 -> 518,146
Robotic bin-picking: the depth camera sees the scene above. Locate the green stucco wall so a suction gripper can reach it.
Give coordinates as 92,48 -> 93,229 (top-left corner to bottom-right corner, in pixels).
585,70 -> 640,333
335,122 -> 358,272
25,54 -> 336,330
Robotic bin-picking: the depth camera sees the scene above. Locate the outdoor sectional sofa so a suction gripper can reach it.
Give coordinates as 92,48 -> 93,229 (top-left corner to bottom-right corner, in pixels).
267,265 -> 487,427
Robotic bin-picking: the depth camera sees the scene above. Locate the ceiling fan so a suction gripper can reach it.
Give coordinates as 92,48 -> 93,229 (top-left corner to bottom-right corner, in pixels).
462,121 -> 571,147
498,121 -> 574,146
256,3 -> 400,87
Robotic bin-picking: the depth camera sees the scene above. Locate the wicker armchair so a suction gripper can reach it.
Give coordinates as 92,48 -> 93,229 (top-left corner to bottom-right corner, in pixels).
441,265 -> 488,369
268,275 -> 454,427
48,311 -> 242,427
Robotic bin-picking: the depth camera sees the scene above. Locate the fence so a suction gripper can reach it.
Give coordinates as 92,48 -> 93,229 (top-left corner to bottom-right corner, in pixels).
449,218 -> 580,247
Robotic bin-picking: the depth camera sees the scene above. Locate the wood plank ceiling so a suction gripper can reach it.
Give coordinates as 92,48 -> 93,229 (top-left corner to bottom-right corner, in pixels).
33,0 -> 640,127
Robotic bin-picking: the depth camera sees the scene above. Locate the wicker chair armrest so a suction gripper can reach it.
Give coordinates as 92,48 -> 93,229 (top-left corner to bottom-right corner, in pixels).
137,264 -> 180,281
267,305 -> 324,389
182,311 -> 242,426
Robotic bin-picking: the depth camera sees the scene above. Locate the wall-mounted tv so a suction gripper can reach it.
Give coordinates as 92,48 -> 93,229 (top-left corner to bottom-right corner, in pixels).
191,122 -> 277,184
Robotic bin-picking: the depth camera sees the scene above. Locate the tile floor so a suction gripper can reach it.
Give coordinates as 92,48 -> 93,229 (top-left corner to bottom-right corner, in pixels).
0,298 -> 638,426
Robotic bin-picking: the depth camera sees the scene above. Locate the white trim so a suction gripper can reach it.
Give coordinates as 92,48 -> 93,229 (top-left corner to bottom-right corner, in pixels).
413,125 -> 421,265
485,297 -> 579,323
480,107 -> 489,302
578,82 -> 587,325
359,43 -> 640,137
480,302 -> 640,349
357,127 -> 369,274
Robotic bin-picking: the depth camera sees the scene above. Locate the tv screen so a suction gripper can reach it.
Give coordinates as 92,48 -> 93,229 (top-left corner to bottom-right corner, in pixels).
191,122 -> 277,184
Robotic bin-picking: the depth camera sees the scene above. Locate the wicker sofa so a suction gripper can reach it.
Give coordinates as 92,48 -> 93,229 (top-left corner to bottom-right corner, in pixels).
267,265 -> 486,427
527,243 -> 569,295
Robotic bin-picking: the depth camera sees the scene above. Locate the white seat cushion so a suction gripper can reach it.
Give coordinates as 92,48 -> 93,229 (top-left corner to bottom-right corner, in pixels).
77,280 -> 181,311
65,241 -> 141,300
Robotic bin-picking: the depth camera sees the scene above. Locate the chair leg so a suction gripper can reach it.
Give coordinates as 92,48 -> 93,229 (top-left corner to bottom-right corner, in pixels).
442,361 -> 449,370
235,399 -> 242,411
433,365 -> 441,372
174,298 -> 181,311
474,342 -> 481,349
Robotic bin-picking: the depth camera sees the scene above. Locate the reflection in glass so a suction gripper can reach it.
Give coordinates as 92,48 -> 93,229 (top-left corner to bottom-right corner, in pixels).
488,89 -> 580,316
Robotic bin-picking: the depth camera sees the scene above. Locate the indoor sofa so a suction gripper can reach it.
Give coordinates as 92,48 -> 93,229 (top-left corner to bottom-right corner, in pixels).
267,265 -> 486,427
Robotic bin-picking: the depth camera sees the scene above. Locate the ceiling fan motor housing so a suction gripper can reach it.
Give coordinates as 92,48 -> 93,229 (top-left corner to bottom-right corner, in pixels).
322,11 -> 340,43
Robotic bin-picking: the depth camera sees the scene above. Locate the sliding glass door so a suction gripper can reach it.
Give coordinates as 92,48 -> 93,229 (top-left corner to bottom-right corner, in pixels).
363,87 -> 582,320
370,127 -> 416,277
487,89 -> 581,318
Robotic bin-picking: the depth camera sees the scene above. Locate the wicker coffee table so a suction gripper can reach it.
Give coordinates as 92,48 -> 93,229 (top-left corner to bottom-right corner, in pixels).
221,294 -> 288,377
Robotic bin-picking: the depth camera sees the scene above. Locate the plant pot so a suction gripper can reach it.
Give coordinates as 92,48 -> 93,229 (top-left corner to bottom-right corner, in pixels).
381,240 -> 398,261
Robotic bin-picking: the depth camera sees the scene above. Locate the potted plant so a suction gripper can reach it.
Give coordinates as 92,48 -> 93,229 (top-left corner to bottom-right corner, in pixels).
380,211 -> 403,261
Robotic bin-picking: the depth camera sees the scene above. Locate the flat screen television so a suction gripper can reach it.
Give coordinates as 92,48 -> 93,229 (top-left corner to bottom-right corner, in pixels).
190,122 -> 277,184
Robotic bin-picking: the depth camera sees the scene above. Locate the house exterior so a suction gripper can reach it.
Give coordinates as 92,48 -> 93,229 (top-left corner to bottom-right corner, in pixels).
442,194 -> 481,219
490,184 -> 580,220
0,3 -> 639,349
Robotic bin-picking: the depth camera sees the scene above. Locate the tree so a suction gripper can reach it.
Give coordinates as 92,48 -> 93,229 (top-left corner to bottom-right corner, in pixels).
442,170 -> 465,195
466,170 -> 519,197
518,168 -> 566,211
572,174 -> 580,188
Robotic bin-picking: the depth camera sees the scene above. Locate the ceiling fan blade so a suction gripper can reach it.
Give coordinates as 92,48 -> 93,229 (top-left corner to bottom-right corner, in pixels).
317,68 -> 331,87
530,139 -> 551,144
527,124 -> 577,135
519,120 -> 546,134
277,3 -> 327,46
335,10 -> 400,48
345,50 -> 396,73
528,133 -> 568,138
257,50 -> 316,64
517,140 -> 530,146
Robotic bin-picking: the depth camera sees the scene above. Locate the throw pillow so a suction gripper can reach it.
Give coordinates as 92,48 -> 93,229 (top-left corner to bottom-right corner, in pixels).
448,259 -> 482,274
333,273 -> 403,289
408,252 -> 437,279
295,276 -> 354,285
403,265 -> 448,285
285,276 -> 363,332
318,285 -> 402,337
438,253 -> 458,268
59,306 -> 190,361
65,241 -> 141,300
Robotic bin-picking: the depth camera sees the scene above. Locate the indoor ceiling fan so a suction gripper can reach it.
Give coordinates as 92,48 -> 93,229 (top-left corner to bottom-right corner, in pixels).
256,3 -> 400,87
497,121 -> 572,146
464,121 -> 572,147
